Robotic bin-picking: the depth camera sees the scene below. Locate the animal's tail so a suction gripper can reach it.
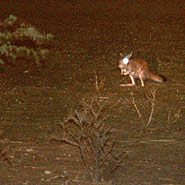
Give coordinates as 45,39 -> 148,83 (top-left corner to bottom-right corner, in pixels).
149,73 -> 164,83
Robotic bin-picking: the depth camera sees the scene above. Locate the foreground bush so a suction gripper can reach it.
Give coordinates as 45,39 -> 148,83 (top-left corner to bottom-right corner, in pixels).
54,97 -> 126,182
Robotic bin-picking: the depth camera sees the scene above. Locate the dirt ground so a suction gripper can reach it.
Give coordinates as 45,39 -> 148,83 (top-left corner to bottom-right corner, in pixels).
0,0 -> 184,184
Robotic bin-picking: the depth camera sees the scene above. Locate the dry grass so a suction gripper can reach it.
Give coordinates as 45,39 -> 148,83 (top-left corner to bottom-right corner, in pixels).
130,87 -> 158,128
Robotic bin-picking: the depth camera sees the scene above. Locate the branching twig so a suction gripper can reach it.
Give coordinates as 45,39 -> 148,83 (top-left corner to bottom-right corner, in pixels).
167,107 -> 181,131
130,93 -> 144,125
94,70 -> 106,93
130,88 -> 157,128
53,137 -> 79,148
0,143 -> 11,165
55,97 -> 125,181
146,87 -> 157,127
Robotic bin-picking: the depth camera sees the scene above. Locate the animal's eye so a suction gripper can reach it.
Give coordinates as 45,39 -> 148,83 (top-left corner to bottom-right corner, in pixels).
123,57 -> 129,64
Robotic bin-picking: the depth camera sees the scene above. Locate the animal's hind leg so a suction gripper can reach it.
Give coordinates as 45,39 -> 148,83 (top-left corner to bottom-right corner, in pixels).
139,75 -> 145,87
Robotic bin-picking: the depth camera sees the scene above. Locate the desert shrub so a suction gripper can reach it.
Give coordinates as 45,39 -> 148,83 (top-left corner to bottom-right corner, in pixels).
54,97 -> 126,182
0,14 -> 54,65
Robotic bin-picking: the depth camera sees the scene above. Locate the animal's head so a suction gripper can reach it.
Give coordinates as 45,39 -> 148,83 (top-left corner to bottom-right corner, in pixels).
118,52 -> 132,75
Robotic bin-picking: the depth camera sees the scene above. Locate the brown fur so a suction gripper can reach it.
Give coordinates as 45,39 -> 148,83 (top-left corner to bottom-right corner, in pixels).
118,55 -> 164,87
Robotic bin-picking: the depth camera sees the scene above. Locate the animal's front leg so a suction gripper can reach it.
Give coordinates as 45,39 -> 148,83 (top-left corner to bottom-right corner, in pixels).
120,75 -> 136,87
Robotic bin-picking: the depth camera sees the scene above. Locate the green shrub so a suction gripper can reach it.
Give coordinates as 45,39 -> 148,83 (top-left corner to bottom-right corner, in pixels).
0,14 -> 54,65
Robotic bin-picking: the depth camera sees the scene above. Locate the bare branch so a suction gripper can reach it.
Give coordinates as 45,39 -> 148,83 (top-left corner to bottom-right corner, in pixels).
146,87 -> 157,127
130,93 -> 144,125
53,137 -> 79,148
56,96 -> 125,181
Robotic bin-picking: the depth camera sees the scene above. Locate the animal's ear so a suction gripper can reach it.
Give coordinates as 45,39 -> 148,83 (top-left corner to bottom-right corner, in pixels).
120,53 -> 124,58
126,52 -> 132,59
